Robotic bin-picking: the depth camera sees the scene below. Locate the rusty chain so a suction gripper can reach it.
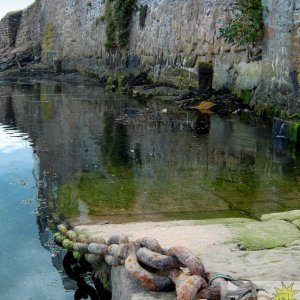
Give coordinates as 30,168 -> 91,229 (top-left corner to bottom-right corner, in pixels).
54,224 -> 259,300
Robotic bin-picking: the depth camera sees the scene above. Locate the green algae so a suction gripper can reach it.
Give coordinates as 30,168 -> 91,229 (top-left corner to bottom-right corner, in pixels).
193,218 -> 255,226
62,239 -> 74,251
239,90 -> 252,105
261,210 -> 300,222
229,220 -> 300,250
288,122 -> 300,143
292,218 -> 300,229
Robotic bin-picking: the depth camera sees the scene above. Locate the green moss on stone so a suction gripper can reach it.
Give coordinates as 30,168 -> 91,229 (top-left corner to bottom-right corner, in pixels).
261,210 -> 300,222
239,90 -> 252,105
288,122 -> 300,143
104,0 -> 136,50
292,219 -> 300,229
53,233 -> 66,244
62,239 -> 75,251
73,251 -> 82,261
230,220 -> 300,250
194,218 -> 255,226
57,224 -> 68,235
42,23 -> 54,53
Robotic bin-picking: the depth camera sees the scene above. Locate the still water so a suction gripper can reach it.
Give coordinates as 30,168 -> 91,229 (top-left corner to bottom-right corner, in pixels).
0,80 -> 300,298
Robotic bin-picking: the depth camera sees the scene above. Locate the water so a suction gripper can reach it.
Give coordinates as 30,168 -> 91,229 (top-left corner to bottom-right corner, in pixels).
0,80 -> 300,298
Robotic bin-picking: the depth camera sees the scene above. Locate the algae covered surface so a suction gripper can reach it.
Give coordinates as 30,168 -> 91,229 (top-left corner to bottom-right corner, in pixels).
230,219 -> 300,250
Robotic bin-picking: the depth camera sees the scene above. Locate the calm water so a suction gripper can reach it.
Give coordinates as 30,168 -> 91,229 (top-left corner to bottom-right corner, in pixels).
0,80 -> 300,298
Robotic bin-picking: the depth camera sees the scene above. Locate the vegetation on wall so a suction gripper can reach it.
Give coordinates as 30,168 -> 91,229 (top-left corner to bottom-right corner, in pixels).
42,23 -> 54,52
104,0 -> 136,50
220,0 -> 263,46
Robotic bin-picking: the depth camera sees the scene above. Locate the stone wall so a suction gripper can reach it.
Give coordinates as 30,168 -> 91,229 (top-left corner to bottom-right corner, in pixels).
0,11 -> 22,49
0,0 -> 300,113
254,0 -> 300,112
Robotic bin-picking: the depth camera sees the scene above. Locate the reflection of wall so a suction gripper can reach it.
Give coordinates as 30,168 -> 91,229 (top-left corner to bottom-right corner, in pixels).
0,82 -> 299,221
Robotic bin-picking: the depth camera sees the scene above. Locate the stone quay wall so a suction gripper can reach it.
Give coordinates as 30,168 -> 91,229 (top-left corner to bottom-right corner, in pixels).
0,0 -> 300,113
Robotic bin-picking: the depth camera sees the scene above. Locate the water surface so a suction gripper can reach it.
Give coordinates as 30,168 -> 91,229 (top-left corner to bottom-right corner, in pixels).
1,81 -> 300,226
1,80 -> 300,298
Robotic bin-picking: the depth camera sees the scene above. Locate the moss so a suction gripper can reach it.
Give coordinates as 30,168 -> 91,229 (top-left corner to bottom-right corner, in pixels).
193,218 -> 255,226
53,233 -> 66,244
80,68 -> 100,80
288,122 -> 300,143
292,219 -> 300,229
230,220 -> 300,250
239,90 -> 252,105
220,0 -> 263,47
62,239 -> 75,251
73,251 -> 82,261
104,0 -> 136,50
42,23 -> 54,53
106,76 -> 117,92
57,224 -> 68,235
160,68 -> 199,90
288,113 -> 299,120
261,210 -> 300,222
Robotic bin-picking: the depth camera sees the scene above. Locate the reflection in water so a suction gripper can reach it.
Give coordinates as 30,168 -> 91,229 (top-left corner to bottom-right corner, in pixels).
63,252 -> 111,300
1,81 -> 300,298
1,81 -> 300,226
